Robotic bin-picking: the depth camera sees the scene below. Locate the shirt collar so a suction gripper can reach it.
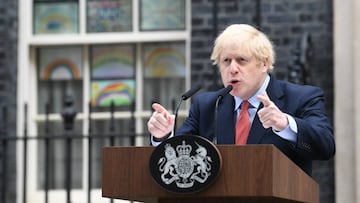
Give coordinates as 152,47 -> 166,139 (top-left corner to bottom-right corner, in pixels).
234,75 -> 270,111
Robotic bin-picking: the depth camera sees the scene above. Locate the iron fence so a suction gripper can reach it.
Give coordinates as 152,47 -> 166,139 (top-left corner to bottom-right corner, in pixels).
0,101 -> 151,203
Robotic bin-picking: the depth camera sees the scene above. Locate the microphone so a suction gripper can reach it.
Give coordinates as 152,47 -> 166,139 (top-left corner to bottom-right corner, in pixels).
214,85 -> 233,143
173,85 -> 202,134
217,85 -> 233,101
182,85 -> 202,100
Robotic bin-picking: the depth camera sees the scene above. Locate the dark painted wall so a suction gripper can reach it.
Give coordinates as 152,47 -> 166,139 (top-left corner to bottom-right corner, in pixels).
0,0 -> 18,202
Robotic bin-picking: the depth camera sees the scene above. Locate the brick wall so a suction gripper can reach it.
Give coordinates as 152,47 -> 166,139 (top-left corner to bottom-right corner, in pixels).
0,0 -> 18,202
191,0 -> 334,203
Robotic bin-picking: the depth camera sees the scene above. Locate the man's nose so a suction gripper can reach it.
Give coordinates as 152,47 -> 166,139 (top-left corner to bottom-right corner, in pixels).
229,60 -> 239,73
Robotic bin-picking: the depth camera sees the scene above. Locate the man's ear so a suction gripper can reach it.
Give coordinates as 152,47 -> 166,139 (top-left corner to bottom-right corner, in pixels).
261,57 -> 270,72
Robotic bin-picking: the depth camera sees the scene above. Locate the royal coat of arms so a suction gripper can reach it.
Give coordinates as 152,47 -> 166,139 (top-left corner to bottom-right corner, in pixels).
158,141 -> 212,188
149,135 -> 221,194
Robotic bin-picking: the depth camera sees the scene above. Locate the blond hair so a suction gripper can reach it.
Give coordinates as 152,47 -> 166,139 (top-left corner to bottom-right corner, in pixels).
210,24 -> 275,72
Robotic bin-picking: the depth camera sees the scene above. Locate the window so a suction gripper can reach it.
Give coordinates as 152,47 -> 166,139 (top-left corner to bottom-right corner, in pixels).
34,0 -> 79,34
140,0 -> 186,31
19,0 -> 191,202
90,44 -> 136,112
87,0 -> 132,33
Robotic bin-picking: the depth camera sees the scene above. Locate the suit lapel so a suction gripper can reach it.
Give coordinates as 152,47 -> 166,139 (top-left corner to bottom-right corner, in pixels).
217,94 -> 236,144
247,103 -> 268,144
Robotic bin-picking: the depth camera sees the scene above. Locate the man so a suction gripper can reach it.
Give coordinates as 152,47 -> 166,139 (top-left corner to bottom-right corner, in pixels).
147,24 -> 335,175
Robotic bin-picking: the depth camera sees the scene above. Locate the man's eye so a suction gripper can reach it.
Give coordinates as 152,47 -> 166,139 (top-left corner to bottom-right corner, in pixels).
236,57 -> 247,64
223,58 -> 230,64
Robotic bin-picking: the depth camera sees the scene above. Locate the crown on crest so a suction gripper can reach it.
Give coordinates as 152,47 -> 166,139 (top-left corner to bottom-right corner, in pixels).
176,141 -> 192,156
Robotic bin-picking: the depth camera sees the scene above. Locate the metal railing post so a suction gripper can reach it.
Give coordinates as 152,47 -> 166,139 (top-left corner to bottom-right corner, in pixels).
44,103 -> 50,203
88,102 -> 92,203
1,106 -> 7,203
61,96 -> 77,203
23,104 -> 28,203
130,101 -> 135,146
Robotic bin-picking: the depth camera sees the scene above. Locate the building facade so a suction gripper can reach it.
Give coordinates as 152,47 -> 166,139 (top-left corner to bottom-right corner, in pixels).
0,0 -> 341,203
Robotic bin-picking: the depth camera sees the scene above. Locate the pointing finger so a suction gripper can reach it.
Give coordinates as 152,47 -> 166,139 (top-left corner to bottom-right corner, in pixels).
257,91 -> 272,107
152,103 -> 170,119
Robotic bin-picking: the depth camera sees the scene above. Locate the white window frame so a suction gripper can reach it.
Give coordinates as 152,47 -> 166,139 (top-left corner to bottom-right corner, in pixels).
17,0 -> 192,203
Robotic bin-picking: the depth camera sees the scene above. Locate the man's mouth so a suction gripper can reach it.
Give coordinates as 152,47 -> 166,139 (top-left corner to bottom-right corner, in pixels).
230,79 -> 239,85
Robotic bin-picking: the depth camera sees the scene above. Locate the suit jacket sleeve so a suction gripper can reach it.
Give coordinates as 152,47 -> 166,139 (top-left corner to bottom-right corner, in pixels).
289,86 -> 335,160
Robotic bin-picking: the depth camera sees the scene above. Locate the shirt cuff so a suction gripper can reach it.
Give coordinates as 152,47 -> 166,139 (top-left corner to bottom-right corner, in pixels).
151,131 -> 174,146
273,114 -> 298,142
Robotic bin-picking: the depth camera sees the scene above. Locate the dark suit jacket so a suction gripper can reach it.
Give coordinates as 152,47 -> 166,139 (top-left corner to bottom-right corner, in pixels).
176,75 -> 335,175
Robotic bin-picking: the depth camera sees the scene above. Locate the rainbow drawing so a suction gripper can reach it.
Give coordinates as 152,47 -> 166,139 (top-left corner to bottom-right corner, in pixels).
91,45 -> 134,79
34,3 -> 78,34
91,80 -> 135,107
42,59 -> 81,80
38,14 -> 75,33
144,46 -> 186,78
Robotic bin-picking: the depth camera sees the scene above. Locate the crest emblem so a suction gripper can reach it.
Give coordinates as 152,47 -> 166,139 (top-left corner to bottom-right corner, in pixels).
150,135 -> 221,194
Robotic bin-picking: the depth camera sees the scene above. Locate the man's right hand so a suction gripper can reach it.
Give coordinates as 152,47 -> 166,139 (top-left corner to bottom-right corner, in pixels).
147,103 -> 175,139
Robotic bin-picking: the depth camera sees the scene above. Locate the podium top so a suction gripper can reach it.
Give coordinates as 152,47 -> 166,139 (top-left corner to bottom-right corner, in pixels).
102,145 -> 319,203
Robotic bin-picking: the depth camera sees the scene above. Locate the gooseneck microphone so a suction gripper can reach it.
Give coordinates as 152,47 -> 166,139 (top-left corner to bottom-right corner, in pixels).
173,85 -> 202,134
181,85 -> 202,100
214,85 -> 233,143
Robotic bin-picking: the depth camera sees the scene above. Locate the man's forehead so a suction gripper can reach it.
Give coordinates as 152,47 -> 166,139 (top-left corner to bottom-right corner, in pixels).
220,45 -> 252,58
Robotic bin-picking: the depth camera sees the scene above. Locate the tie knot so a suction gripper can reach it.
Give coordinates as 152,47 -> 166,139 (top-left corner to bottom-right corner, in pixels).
241,100 -> 250,110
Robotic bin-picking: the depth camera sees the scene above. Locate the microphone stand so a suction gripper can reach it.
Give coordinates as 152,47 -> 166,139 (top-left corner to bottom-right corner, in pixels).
173,99 -> 183,134
173,85 -> 202,135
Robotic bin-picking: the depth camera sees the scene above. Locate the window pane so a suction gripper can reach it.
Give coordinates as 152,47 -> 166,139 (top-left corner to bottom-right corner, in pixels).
38,46 -> 83,80
38,80 -> 83,114
140,0 -> 185,31
142,42 -> 186,110
91,80 -> 135,108
37,120 -> 83,135
89,119 -> 135,187
33,2 -> 79,34
87,0 -> 132,33
38,46 -> 83,114
90,44 -> 135,111
90,44 -> 135,79
37,121 -> 83,190
90,119 -> 134,140
89,136 -> 106,188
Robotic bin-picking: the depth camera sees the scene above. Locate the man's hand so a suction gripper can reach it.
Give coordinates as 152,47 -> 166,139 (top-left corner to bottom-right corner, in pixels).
147,103 -> 175,139
256,92 -> 288,131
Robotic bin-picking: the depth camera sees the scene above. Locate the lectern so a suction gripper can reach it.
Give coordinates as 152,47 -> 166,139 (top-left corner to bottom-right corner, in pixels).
102,145 -> 319,203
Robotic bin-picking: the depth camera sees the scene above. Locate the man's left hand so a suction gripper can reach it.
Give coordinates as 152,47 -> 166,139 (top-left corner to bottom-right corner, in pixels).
256,92 -> 288,131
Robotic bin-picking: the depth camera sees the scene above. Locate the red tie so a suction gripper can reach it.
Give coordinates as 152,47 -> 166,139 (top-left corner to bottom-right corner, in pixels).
236,101 -> 250,145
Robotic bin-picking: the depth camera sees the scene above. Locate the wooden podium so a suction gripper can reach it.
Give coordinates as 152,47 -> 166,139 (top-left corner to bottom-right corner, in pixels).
102,145 -> 319,203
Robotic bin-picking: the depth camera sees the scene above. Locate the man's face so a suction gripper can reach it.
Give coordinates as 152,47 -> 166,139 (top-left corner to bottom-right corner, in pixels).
218,44 -> 268,100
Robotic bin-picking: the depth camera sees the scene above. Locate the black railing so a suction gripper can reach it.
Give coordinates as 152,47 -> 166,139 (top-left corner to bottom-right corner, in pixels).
1,106 -> 8,203
0,99 -> 150,203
